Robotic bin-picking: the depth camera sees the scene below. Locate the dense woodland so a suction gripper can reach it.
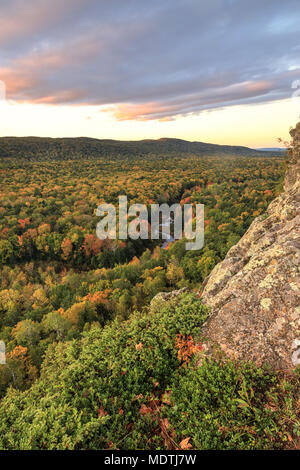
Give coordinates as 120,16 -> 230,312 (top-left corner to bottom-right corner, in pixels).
0,146 -> 299,450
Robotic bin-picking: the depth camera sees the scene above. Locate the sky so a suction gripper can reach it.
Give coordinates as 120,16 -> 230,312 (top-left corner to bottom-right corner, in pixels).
0,0 -> 300,147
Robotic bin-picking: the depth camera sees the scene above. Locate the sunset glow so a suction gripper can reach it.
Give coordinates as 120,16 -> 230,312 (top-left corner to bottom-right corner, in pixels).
1,98 -> 299,148
1,0 -> 300,146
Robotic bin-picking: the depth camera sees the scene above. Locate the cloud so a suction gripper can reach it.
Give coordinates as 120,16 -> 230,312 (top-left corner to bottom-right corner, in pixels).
1,0 -> 300,120
106,78 -> 298,121
0,0 -> 97,47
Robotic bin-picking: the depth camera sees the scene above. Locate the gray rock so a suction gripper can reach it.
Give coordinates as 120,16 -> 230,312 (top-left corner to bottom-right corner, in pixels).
151,287 -> 189,306
199,121 -> 300,369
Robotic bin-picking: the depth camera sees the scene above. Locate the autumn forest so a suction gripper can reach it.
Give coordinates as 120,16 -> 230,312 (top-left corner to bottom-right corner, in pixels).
0,142 -> 298,450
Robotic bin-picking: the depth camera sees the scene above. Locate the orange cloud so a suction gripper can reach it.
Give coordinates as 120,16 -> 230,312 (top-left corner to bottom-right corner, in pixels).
0,67 -> 38,95
109,103 -> 168,121
159,116 -> 175,122
0,36 -> 100,102
32,90 -> 86,105
104,80 -> 274,122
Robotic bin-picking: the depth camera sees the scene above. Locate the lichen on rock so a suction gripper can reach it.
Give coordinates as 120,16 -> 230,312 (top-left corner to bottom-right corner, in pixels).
150,287 -> 189,311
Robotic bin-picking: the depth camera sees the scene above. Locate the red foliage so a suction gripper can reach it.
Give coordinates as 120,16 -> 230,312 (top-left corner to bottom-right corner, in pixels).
98,406 -> 108,418
18,218 -> 30,229
83,234 -> 103,256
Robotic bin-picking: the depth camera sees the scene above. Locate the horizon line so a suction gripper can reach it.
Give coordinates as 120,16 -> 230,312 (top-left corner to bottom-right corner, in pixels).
0,134 -> 287,150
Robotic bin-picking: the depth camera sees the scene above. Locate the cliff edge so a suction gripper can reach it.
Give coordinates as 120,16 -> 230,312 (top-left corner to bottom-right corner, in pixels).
200,121 -> 300,369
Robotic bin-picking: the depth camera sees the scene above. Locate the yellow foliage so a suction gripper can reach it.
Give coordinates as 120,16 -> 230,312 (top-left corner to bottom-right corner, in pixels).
37,223 -> 51,235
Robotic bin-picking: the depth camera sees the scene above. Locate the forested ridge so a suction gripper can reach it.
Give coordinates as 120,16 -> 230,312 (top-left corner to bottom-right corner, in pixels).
0,146 -> 299,450
0,136 -> 280,160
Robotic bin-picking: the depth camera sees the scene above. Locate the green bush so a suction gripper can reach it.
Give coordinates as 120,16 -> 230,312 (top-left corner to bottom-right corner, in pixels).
0,293 -> 298,450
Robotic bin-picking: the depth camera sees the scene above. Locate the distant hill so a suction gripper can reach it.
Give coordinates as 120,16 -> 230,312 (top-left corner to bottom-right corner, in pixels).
256,147 -> 286,152
0,136 -> 283,160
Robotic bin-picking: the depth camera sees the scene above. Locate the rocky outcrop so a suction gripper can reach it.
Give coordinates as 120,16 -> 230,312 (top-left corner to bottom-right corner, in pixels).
200,121 -> 300,369
151,288 -> 189,308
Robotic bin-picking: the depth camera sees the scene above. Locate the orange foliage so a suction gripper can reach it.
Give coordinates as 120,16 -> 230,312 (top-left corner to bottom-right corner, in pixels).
217,223 -> 229,231
179,437 -> 193,450
61,238 -> 73,260
7,345 -> 28,359
83,234 -> 103,256
18,218 -> 30,229
175,334 -> 203,365
83,289 -> 111,306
